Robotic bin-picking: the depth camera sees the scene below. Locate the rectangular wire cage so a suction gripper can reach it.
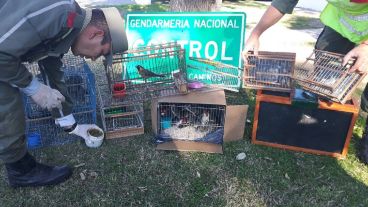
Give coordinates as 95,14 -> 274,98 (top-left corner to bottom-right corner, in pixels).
155,103 -> 226,144
100,43 -> 187,105
26,111 -> 95,150
186,57 -> 242,92
294,50 -> 366,103
243,51 -> 296,92
99,98 -> 144,139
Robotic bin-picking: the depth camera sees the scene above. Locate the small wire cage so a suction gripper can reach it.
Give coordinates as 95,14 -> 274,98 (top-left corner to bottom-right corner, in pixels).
187,57 -> 242,92
156,103 -> 226,144
99,100 -> 144,139
26,111 -> 95,150
294,50 -> 366,103
243,51 -> 296,92
101,43 -> 187,105
24,56 -> 96,119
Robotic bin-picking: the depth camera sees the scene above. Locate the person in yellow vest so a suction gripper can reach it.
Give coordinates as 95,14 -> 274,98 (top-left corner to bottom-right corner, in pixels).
243,0 -> 368,163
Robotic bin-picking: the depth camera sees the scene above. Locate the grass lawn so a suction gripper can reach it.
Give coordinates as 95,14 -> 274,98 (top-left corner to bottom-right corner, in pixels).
1,1 -> 368,207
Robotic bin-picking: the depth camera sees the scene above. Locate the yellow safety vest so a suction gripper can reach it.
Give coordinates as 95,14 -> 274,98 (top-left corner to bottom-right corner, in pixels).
320,0 -> 368,44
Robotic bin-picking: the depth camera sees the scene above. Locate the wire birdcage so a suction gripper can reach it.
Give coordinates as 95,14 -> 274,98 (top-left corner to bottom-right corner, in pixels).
26,110 -> 95,149
99,98 -> 144,139
294,50 -> 366,103
155,103 -> 225,144
187,57 -> 242,92
243,51 -> 296,92
101,43 -> 187,105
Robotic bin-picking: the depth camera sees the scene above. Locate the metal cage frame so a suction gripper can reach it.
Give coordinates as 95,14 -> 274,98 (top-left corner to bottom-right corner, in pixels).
100,43 -> 187,105
156,102 -> 226,144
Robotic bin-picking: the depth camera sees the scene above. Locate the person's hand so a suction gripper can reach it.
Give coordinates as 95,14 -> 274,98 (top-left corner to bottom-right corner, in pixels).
343,43 -> 368,74
31,84 -> 65,111
242,32 -> 261,62
70,124 -> 103,140
21,78 -> 65,111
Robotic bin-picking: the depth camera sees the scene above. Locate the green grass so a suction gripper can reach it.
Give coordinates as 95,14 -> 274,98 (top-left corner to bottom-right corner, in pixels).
116,3 -> 168,12
282,16 -> 323,30
1,89 -> 368,206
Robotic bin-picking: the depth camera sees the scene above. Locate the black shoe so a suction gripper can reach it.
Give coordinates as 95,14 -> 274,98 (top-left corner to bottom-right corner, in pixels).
5,153 -> 72,187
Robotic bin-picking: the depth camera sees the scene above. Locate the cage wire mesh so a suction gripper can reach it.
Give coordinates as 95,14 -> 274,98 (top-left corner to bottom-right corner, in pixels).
294,49 -> 366,103
26,110 -> 95,150
186,57 -> 242,92
99,97 -> 144,139
100,43 -> 187,105
243,51 -> 295,92
156,103 -> 225,144
23,55 -> 97,149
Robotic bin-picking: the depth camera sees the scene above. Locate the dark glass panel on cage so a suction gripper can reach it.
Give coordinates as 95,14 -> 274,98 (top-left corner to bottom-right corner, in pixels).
156,102 -> 226,144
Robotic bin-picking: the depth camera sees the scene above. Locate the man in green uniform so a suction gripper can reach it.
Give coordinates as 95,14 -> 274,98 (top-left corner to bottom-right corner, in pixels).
243,0 -> 368,162
0,0 -> 128,187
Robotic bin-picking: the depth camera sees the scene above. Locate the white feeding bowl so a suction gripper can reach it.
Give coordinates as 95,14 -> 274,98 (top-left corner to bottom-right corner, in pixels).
85,128 -> 104,148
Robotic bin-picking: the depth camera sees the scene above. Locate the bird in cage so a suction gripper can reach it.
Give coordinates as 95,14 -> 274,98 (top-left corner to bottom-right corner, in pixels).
136,65 -> 165,81
201,110 -> 210,126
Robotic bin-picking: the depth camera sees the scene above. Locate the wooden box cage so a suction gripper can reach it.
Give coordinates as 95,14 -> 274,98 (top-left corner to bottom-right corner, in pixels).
243,51 -> 296,92
155,103 -> 226,145
187,57 -> 242,92
294,50 -> 366,104
98,86 -> 144,139
101,43 -> 187,105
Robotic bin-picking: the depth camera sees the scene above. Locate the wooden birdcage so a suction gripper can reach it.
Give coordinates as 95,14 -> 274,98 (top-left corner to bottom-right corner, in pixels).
243,51 -> 296,92
186,57 -> 242,92
294,50 -> 366,103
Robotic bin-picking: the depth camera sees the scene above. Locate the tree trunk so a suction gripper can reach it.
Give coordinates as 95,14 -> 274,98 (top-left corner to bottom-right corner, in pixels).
169,0 -> 222,12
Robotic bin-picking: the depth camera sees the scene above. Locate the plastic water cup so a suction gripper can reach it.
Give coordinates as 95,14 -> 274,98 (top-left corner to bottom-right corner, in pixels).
27,133 -> 42,149
85,128 -> 104,148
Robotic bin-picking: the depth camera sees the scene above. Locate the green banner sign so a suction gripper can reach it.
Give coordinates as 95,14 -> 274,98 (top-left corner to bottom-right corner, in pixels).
125,12 -> 246,88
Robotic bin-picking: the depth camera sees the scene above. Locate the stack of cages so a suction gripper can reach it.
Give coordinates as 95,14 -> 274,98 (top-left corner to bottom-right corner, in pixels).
186,57 -> 242,92
24,54 -> 97,150
101,42 -> 187,104
243,51 -> 296,92
156,102 -> 226,145
294,50 -> 366,103
98,43 -> 188,139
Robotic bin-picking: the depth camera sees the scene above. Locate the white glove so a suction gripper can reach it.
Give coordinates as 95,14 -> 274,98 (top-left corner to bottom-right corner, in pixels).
21,77 -> 65,111
70,124 -> 103,140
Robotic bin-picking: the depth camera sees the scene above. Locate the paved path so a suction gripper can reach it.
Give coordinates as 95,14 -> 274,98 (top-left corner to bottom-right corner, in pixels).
221,1 -> 322,63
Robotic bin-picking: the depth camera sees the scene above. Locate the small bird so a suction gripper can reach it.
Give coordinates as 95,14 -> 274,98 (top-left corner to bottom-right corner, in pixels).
201,110 -> 210,126
136,65 -> 165,80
